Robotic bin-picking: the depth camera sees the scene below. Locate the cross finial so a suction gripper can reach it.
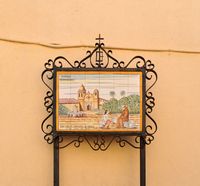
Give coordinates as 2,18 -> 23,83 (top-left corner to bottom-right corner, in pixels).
96,34 -> 104,44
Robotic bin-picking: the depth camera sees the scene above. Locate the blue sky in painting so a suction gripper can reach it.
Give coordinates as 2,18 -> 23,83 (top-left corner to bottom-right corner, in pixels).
59,73 -> 140,100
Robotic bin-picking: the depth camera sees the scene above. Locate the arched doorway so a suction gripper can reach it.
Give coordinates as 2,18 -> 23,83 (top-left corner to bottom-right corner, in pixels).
87,105 -> 91,110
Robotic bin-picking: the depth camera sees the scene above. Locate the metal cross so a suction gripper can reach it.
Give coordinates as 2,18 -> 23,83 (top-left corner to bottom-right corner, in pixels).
96,34 -> 104,44
95,34 -> 104,66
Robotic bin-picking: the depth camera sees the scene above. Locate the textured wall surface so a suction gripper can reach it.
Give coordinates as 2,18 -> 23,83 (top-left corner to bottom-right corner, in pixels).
0,1 -> 200,186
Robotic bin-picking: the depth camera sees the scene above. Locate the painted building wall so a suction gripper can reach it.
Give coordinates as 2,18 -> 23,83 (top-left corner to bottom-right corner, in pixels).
0,1 -> 200,186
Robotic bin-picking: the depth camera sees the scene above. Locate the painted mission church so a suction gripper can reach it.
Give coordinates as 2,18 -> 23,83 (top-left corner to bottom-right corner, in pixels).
78,84 -> 100,111
60,84 -> 101,112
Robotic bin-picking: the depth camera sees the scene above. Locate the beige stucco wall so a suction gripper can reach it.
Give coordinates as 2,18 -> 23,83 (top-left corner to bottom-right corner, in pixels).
1,1 -> 200,186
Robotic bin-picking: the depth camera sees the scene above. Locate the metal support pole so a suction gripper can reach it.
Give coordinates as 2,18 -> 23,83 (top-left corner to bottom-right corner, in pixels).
140,137 -> 146,186
54,137 -> 59,186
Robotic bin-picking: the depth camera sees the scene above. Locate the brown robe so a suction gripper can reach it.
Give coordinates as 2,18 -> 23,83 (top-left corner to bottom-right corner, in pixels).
117,107 -> 129,128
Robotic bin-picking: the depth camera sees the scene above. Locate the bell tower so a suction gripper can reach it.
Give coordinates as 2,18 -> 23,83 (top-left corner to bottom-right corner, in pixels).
93,89 -> 99,109
78,84 -> 86,111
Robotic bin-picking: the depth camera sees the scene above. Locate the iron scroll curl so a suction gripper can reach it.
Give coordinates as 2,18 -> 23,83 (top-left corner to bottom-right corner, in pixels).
41,36 -> 157,150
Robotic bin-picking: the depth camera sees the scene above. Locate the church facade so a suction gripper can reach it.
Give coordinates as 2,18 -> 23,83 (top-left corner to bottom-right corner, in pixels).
78,84 -> 99,111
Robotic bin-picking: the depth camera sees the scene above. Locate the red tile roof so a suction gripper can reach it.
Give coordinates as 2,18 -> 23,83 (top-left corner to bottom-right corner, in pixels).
59,98 -> 79,104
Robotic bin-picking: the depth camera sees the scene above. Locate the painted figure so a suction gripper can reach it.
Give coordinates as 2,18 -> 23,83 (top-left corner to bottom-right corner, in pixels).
116,105 -> 129,128
99,110 -> 112,128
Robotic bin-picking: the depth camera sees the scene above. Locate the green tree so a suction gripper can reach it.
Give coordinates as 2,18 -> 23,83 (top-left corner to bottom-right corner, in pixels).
110,98 -> 118,113
119,96 -> 129,109
120,90 -> 126,97
59,104 -> 69,115
127,95 -> 140,114
102,94 -> 140,114
109,91 -> 115,99
102,101 -> 112,112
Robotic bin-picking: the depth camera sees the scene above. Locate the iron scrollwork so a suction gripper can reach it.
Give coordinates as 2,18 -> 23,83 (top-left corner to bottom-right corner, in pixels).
41,35 -> 157,150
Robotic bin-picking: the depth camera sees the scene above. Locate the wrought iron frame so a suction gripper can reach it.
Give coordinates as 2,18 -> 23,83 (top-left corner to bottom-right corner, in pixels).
41,35 -> 157,186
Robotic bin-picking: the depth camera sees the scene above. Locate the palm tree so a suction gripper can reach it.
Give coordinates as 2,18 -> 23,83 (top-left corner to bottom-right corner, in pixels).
109,91 -> 115,98
120,90 -> 126,97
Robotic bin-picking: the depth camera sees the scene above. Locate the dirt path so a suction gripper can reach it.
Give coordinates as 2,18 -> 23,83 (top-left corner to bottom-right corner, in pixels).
59,112 -> 140,129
